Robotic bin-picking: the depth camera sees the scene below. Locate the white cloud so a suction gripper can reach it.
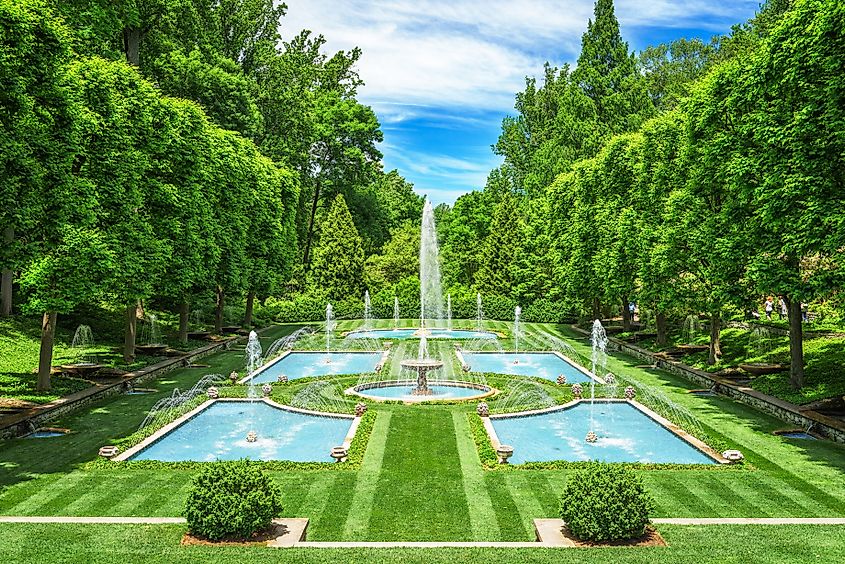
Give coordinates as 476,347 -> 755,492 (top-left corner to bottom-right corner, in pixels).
281,0 -> 760,116
279,1 -> 759,203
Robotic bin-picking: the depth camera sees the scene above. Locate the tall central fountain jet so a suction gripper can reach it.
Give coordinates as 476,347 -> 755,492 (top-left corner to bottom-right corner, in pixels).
419,199 -> 444,331
402,198 -> 444,393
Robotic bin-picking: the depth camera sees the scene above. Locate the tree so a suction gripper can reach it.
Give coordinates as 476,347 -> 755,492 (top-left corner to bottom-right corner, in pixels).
572,0 -> 653,136
476,194 -> 524,299
363,223 -> 420,294
736,0 -> 845,388
309,194 -> 365,301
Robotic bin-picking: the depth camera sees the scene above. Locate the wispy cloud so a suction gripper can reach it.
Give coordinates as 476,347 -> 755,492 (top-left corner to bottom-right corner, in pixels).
281,1 -> 760,203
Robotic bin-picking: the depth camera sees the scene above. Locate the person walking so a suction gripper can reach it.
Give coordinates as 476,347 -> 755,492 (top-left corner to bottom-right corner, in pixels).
779,297 -> 787,320
764,297 -> 774,320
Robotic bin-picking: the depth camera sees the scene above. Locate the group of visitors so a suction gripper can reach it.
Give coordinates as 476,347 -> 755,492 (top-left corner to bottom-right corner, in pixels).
761,297 -> 809,322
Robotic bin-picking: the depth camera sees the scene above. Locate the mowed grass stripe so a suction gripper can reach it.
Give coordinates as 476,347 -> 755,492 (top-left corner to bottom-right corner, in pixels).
503,473 -> 546,535
0,473 -> 64,514
368,408 -> 471,541
308,471 -> 358,540
341,411 -> 392,540
483,472 -> 530,540
5,473 -> 91,515
129,473 -> 194,517
451,411 -> 501,540
524,473 -> 561,518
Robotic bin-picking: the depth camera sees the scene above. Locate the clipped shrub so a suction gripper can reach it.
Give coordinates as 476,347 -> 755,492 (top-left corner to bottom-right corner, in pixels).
184,459 -> 283,540
559,462 -> 654,542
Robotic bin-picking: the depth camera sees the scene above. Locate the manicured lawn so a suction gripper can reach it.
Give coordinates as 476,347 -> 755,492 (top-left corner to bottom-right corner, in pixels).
1,320 -> 844,553
1,523 -> 844,563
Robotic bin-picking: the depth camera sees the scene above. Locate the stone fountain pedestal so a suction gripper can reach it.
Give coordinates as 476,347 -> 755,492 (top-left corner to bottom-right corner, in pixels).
400,359 -> 444,395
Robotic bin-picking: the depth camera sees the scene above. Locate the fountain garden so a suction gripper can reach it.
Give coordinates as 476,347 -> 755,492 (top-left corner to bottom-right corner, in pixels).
115,198 -> 721,466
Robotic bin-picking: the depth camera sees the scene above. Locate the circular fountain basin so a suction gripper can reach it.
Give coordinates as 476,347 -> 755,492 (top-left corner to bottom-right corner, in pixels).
349,380 -> 494,402
346,328 -> 498,340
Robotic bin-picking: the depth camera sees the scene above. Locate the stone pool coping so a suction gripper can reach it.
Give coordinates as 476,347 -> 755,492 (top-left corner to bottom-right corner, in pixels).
346,380 -> 498,403
113,398 -> 359,462
239,350 -> 387,385
482,398 -> 728,465
458,350 -> 604,384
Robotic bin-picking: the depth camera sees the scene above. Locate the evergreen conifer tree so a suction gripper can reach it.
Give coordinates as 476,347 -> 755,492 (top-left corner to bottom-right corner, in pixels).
476,195 -> 523,298
309,194 -> 365,300
573,0 -> 652,134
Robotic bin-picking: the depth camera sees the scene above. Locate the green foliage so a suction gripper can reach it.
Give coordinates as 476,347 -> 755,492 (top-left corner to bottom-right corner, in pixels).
184,460 -> 283,540
559,462 -> 655,542
309,194 -> 365,301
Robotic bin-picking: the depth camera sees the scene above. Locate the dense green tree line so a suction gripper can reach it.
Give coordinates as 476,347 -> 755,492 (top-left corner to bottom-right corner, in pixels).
436,0 -> 845,389
0,0 -> 417,390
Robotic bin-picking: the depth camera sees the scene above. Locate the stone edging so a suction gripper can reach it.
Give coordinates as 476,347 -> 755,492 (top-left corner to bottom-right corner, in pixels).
570,325 -> 845,444
0,326 -> 275,441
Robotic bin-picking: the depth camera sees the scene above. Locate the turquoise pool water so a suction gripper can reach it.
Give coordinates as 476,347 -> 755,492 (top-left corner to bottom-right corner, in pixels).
128,401 -> 351,462
248,352 -> 382,383
490,401 -> 715,464
462,352 -> 594,383
346,328 -> 497,340
356,383 -> 488,401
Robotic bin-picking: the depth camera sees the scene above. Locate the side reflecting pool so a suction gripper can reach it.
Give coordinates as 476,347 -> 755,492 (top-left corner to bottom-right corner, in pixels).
462,352 -> 595,383
490,401 -> 717,464
347,328 -> 497,340
125,400 -> 352,462
248,351 -> 382,383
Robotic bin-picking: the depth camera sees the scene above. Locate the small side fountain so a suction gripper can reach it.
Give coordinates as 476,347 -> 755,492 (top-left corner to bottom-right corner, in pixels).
400,333 -> 443,395
513,306 -> 522,357
676,314 -> 708,354
587,320 -> 607,443
476,293 -> 483,332
393,296 -> 400,328
136,314 -> 168,356
447,293 -> 452,330
61,325 -> 105,376
325,303 -> 334,360
363,290 -> 372,330
740,325 -> 788,375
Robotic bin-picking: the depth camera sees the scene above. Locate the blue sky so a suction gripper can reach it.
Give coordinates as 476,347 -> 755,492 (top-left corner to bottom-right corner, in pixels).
282,1 -> 762,205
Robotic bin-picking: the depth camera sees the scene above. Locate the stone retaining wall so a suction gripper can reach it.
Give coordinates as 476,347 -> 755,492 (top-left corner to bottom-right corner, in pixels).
571,325 -> 845,444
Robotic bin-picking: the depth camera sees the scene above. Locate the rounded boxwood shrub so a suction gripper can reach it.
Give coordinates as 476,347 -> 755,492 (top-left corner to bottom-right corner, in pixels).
184,459 -> 283,540
559,462 -> 654,542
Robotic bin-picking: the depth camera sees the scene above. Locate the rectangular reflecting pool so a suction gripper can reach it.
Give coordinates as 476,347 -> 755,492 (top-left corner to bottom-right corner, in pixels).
490,401 -> 717,464
127,400 -> 352,462
248,351 -> 382,383
462,352 -> 595,383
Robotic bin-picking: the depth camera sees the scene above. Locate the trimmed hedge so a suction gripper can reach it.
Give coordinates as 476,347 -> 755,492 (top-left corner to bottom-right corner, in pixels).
261,291 -> 577,323
184,459 -> 283,540
560,462 -> 654,542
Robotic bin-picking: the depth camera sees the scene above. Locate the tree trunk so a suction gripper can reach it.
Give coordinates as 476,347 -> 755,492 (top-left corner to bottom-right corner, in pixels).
621,295 -> 631,331
37,311 -> 57,391
707,311 -> 721,365
591,297 -> 601,321
1,227 -> 13,316
179,301 -> 189,344
787,296 -> 805,389
243,291 -> 255,328
302,178 -> 321,272
656,310 -> 667,346
215,287 -> 224,334
123,305 -> 137,363
123,27 -> 141,66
